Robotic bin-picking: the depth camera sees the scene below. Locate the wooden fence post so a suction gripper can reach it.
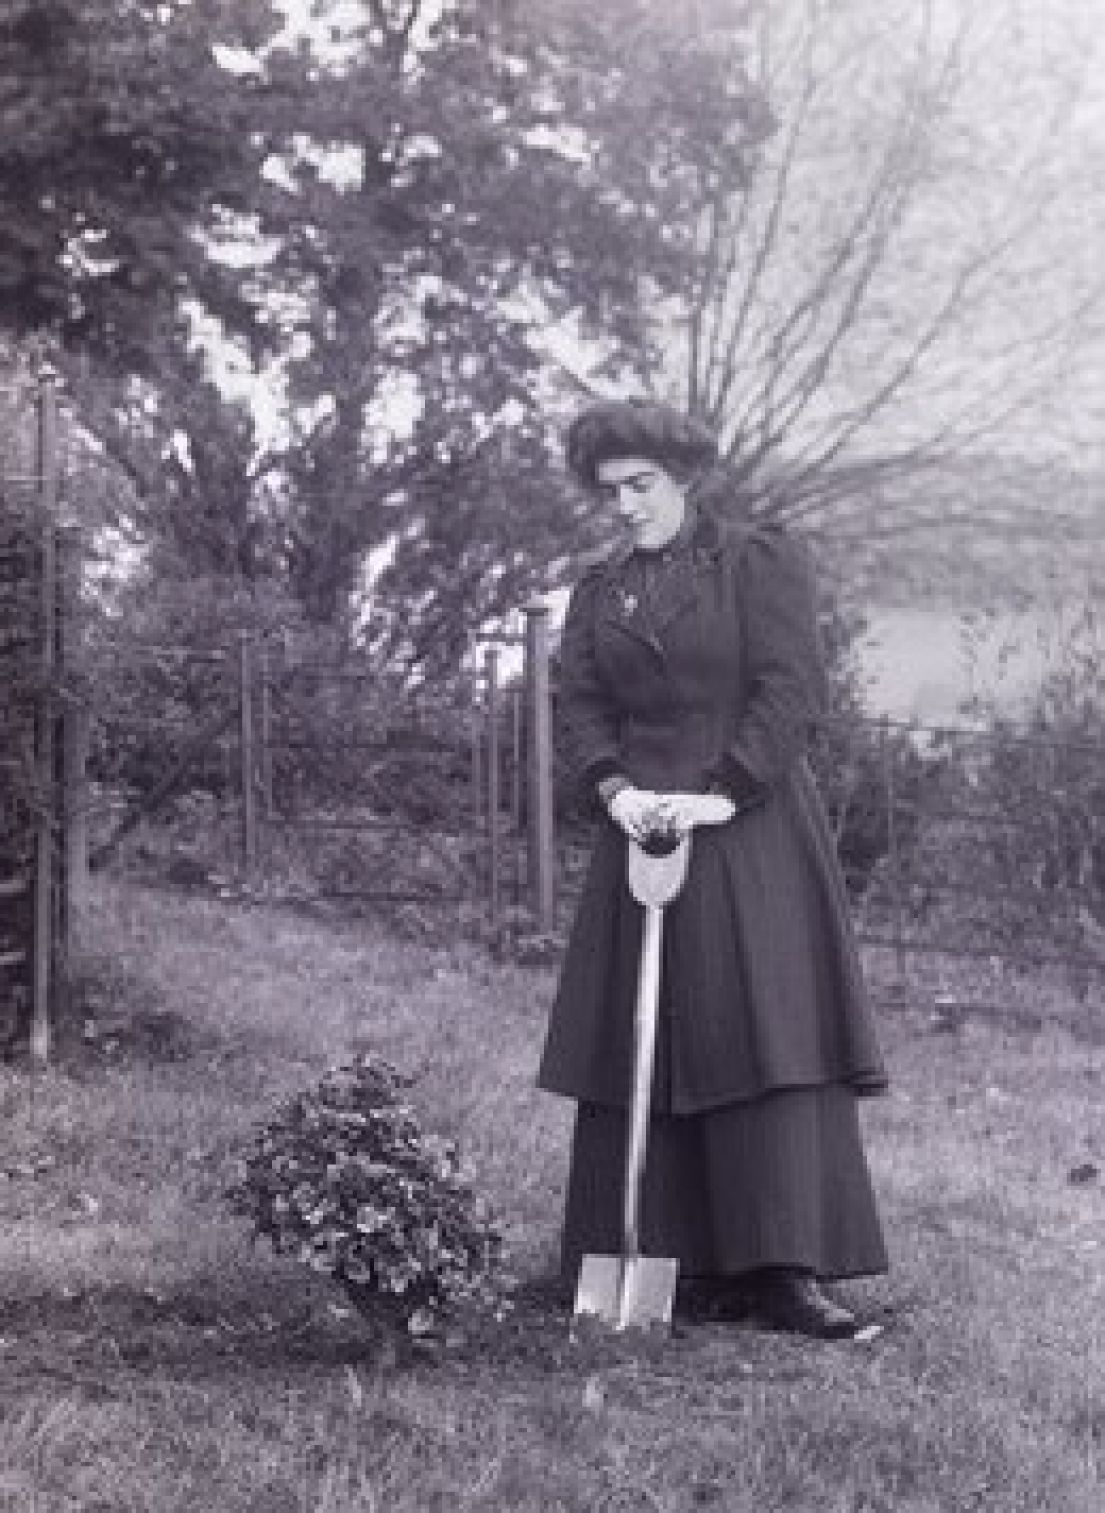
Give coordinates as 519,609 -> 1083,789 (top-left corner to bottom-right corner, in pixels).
239,633 -> 257,874
470,678 -> 484,826
485,646 -> 501,927
882,718 -> 906,984
31,369 -> 59,1065
259,641 -> 273,821
524,603 -> 555,933
510,684 -> 523,903
58,525 -> 88,932
64,702 -> 89,920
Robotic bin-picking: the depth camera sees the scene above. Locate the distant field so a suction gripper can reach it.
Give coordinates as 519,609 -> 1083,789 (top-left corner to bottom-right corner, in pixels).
0,876 -> 1100,1512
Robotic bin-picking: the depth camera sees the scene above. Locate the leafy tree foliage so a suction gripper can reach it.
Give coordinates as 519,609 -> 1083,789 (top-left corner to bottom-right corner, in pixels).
273,0 -> 770,666
4,0 -> 1099,683
0,0 -> 321,598
0,0 -> 291,367
1,0 -> 771,673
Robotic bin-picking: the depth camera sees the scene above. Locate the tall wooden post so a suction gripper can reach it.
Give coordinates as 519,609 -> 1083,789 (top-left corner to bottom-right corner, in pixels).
510,685 -> 523,833
31,370 -> 59,1065
239,633 -> 257,874
485,646 -> 501,927
510,684 -> 523,903
470,678 -> 484,825
524,603 -> 555,932
58,525 -> 88,929
64,703 -> 89,920
259,641 -> 273,821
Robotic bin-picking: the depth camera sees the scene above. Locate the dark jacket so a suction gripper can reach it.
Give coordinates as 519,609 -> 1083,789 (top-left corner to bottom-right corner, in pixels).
537,515 -> 888,1115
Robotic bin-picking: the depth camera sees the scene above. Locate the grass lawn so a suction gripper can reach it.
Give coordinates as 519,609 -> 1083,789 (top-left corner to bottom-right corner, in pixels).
0,876 -> 1101,1512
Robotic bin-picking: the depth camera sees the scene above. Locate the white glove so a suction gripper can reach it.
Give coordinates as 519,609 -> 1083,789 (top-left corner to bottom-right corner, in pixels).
607,786 -> 666,842
647,791 -> 736,836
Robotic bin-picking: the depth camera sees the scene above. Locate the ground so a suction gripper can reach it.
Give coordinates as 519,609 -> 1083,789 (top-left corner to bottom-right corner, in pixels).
0,876 -> 1101,1512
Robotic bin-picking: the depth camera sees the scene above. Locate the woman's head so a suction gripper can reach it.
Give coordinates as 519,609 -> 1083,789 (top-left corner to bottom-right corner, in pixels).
565,401 -> 718,492
565,401 -> 719,551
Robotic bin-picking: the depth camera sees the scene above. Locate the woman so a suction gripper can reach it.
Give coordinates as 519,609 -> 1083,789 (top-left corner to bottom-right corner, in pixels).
537,400 -> 889,1338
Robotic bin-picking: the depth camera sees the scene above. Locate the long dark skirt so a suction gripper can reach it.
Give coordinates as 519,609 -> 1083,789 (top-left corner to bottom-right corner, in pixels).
561,1083 -> 888,1283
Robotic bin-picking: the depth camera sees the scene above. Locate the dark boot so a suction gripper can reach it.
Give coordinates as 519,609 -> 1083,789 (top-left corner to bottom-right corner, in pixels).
675,1274 -> 756,1324
748,1269 -> 857,1339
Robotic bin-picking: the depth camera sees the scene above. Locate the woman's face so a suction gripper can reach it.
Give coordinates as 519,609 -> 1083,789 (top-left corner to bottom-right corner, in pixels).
593,454 -> 687,552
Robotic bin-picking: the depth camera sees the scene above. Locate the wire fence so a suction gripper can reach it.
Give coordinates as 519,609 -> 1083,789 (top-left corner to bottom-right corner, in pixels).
74,622 -> 1105,1028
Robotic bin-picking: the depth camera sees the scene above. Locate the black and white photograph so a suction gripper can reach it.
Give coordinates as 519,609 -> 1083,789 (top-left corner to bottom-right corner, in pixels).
1,1 -> 1101,1508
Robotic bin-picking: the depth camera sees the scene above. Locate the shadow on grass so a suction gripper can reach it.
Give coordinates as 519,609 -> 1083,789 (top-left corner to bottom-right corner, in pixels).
38,950 -> 228,1075
0,1275 -> 395,1387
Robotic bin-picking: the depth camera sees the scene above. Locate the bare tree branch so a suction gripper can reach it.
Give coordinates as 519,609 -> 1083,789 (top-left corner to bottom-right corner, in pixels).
718,12 -> 968,478
778,206 -> 1105,527
659,0 -> 1105,566
687,188 -> 729,412
701,51 -> 819,429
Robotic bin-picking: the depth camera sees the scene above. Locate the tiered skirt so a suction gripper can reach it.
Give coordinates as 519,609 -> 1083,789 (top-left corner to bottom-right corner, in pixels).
561,1083 -> 888,1282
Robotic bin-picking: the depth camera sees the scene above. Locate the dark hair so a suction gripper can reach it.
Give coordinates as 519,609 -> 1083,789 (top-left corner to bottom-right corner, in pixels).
565,401 -> 718,491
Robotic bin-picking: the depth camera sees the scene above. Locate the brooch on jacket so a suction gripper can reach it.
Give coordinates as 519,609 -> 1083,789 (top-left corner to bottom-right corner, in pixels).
617,589 -> 639,616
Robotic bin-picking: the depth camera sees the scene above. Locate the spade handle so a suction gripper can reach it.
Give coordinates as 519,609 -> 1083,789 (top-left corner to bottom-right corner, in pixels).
620,834 -> 691,1261
622,900 -> 665,1258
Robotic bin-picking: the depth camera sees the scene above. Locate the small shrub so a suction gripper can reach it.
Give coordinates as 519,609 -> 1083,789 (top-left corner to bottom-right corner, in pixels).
228,1052 -> 503,1330
809,715 -> 942,896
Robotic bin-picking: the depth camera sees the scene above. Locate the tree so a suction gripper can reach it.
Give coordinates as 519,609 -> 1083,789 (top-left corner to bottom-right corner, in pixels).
7,0 -> 1098,674
0,0 -> 301,367
272,0 -> 771,667
0,0 -> 771,671
331,0 -> 1102,665
0,0 -> 336,595
657,0 -> 1104,560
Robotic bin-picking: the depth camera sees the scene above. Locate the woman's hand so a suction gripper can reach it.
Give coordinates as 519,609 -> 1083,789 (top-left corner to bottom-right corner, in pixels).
647,792 -> 736,836
607,786 -> 667,843
609,787 -> 735,841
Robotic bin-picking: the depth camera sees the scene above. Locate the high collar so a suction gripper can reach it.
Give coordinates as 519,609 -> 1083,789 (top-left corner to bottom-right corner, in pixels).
602,505 -> 722,572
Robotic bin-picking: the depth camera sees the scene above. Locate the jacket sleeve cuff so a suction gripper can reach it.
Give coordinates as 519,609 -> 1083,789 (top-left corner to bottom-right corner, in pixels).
595,771 -> 631,808
705,750 -> 769,810
582,756 -> 624,790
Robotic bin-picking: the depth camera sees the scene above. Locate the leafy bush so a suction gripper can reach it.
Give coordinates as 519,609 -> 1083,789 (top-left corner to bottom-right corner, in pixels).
949,599 -> 1105,954
85,558 -> 480,834
810,710 -> 945,898
229,1052 -> 503,1331
265,648 -> 476,826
